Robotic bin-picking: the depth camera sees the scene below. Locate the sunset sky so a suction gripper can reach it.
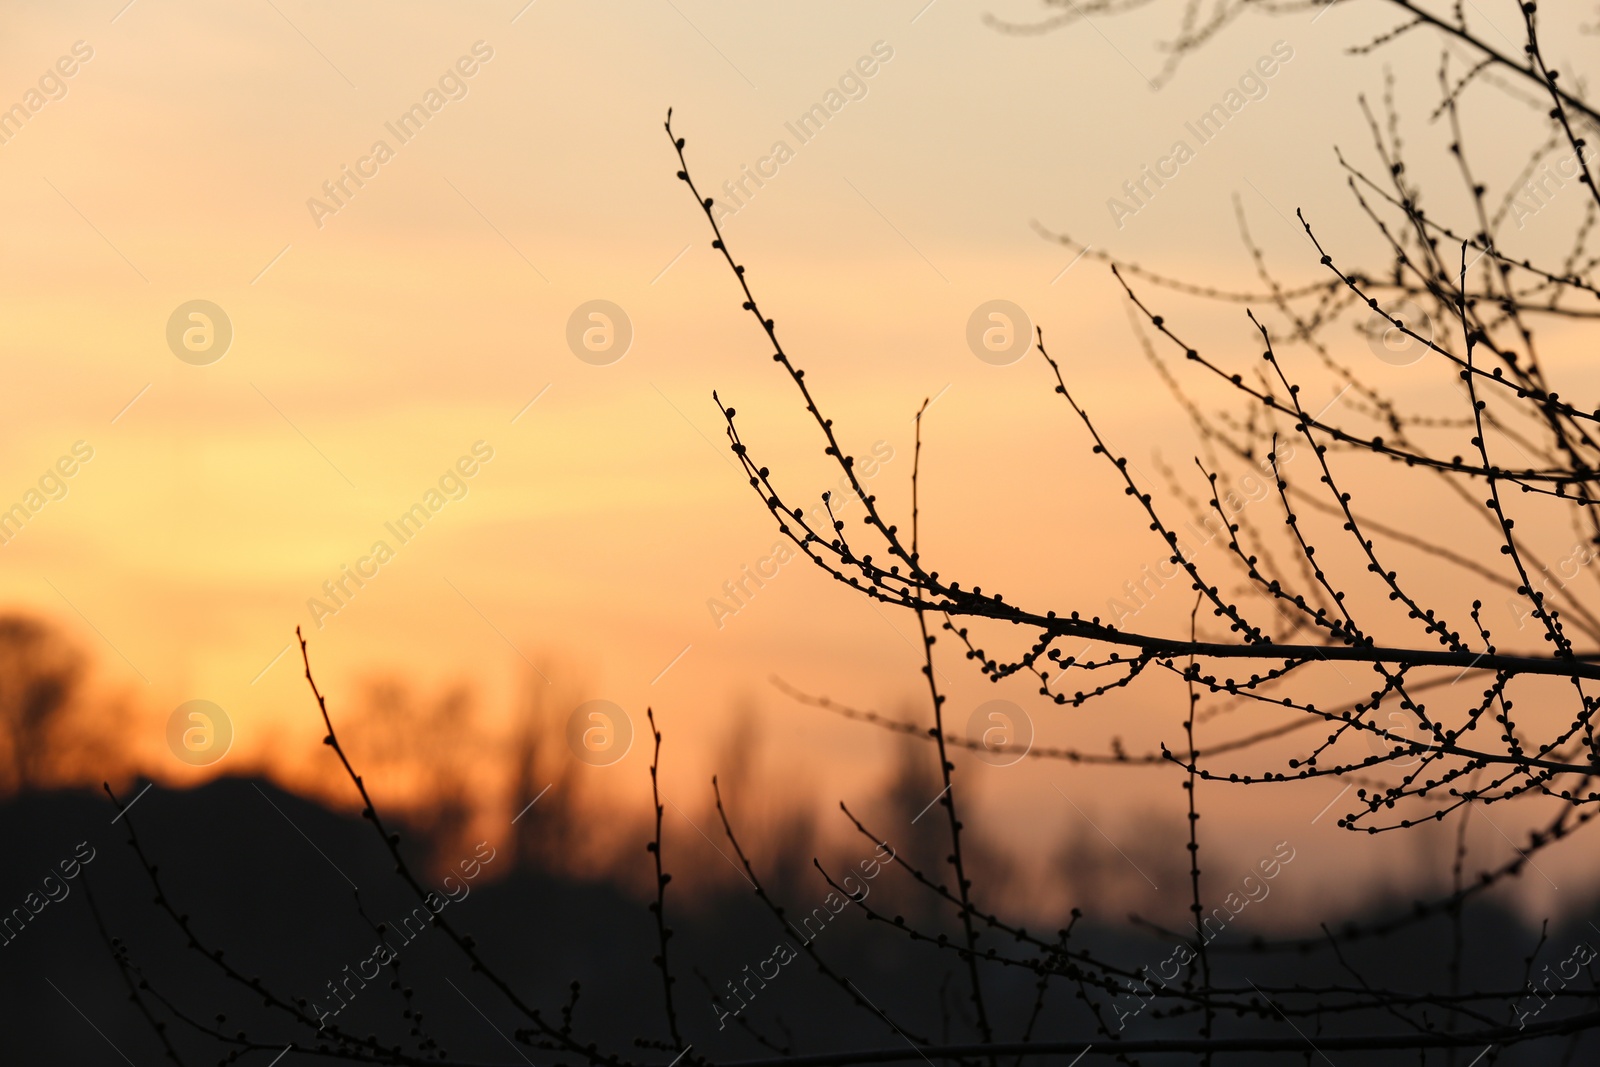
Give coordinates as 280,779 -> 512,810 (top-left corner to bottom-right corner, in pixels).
4,0 -> 1599,921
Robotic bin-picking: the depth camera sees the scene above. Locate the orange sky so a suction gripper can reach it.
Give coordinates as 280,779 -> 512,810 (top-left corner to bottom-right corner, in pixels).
4,0 -> 1600,923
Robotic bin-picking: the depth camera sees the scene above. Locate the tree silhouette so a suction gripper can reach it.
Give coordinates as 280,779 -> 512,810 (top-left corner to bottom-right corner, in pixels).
0,614 -> 84,794
86,2 -> 1600,1063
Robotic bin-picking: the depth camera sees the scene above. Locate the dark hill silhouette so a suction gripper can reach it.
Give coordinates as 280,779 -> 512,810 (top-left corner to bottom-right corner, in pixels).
0,776 -> 1593,1064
